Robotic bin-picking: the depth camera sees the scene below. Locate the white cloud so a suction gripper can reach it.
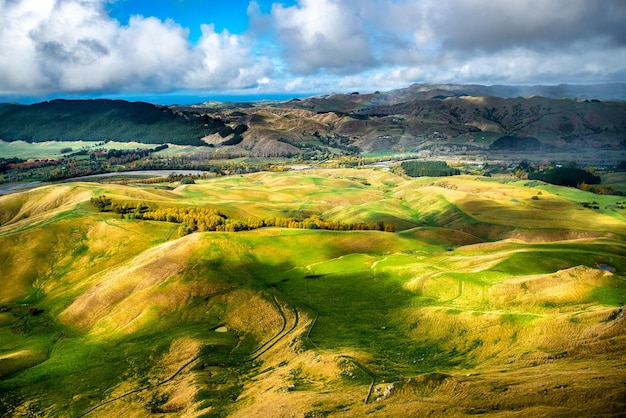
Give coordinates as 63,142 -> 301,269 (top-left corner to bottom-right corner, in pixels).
255,0 -> 626,88
184,24 -> 271,90
269,0 -> 374,74
1,0 -> 625,99
408,0 -> 625,53
0,0 -> 272,96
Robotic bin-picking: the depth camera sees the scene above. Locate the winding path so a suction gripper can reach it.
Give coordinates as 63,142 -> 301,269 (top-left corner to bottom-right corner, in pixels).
248,294 -> 300,361
78,354 -> 203,417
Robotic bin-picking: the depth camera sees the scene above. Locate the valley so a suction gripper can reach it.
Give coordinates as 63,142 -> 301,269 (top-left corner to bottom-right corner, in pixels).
1,168 -> 625,416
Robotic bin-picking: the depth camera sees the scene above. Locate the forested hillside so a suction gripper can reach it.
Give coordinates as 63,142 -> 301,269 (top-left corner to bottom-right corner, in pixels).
0,99 -> 228,146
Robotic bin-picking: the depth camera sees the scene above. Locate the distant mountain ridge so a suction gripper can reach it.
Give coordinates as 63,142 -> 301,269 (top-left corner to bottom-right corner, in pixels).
0,83 -> 625,155
269,86 -> 626,154
391,83 -> 626,101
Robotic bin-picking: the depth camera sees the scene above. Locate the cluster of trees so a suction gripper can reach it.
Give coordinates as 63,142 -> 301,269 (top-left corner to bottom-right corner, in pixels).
104,144 -> 168,165
579,183 -> 622,196
313,131 -> 361,155
219,124 -> 248,146
50,158 -> 104,180
0,157 -> 23,173
528,167 -> 601,187
48,145 -> 171,180
90,195 -> 112,212
137,207 -> 396,234
130,157 -> 284,176
90,196 -> 150,218
400,161 -> 460,177
1,157 -> 59,173
580,201 -> 600,210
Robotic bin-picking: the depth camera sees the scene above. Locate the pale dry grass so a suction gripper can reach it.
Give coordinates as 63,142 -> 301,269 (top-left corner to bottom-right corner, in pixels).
401,227 -> 483,246
59,234 -> 202,335
93,337 -> 203,417
0,184 -> 92,231
232,349 -> 367,418
488,266 -> 607,311
222,289 -> 286,344
432,176 -> 626,234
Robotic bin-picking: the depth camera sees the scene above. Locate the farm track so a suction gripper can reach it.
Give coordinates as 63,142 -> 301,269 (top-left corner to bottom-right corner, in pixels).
78,353 -> 203,417
249,294 -> 300,361
301,309 -> 377,404
103,218 -> 153,239
339,355 -> 376,405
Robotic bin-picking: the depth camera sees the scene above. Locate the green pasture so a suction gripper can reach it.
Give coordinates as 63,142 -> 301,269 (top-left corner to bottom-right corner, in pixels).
2,168 -> 626,416
0,140 -> 97,159
602,172 -> 626,194
0,140 -> 161,160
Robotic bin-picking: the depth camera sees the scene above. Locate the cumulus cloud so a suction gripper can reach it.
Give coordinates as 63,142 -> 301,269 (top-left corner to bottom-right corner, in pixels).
0,0 -> 271,96
255,0 -> 626,88
268,0 -> 375,74
184,23 -> 271,90
1,0 -> 625,99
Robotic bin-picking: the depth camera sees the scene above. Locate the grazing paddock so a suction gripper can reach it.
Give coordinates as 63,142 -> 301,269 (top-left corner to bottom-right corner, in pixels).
1,168 -> 625,416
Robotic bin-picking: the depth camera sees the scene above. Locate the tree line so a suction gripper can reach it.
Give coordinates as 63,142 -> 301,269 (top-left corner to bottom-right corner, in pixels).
141,207 -> 396,235
90,196 -> 395,235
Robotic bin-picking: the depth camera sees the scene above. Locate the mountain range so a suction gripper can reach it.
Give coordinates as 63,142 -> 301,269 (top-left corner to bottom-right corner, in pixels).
1,83 -> 625,157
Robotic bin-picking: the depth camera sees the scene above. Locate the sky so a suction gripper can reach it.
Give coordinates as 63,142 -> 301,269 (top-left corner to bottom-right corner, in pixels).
1,0 -> 625,104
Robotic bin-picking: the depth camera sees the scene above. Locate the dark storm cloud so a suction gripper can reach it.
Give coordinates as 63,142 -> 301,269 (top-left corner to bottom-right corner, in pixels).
423,0 -> 626,52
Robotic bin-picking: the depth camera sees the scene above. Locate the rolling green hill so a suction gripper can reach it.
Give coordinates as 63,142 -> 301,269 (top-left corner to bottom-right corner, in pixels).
1,169 -> 626,416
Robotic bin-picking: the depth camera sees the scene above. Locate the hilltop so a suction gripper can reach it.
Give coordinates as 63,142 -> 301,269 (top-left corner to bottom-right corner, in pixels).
182,83 -> 626,157
1,169 -> 625,416
1,83 -> 625,160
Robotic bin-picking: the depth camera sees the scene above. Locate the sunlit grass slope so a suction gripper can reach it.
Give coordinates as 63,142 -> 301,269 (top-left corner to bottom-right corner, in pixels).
1,168 -> 625,417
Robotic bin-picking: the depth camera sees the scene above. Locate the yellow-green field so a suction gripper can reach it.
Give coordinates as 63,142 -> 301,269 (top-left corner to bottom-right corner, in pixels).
1,169 -> 625,417
0,140 -> 161,160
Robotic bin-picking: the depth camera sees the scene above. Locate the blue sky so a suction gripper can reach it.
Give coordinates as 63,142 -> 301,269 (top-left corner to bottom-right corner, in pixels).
107,0 -> 277,42
1,0 -> 625,104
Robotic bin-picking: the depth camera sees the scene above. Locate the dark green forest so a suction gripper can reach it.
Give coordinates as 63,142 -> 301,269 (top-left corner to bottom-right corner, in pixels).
528,166 -> 601,187
0,99 -> 236,146
401,160 -> 460,177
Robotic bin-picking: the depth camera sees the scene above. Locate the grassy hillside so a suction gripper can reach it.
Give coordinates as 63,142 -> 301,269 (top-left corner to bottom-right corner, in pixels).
1,169 -> 626,416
